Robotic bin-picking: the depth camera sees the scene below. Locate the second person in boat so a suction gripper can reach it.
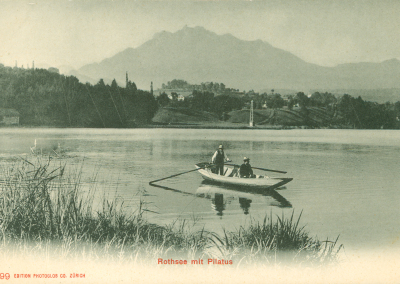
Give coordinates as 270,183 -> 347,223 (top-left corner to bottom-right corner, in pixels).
239,157 -> 255,178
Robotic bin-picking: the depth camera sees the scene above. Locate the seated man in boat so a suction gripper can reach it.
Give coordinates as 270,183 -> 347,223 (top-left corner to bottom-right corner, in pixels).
211,145 -> 230,175
239,157 -> 255,178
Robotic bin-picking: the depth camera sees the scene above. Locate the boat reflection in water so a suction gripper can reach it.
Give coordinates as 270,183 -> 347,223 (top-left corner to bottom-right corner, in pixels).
196,180 -> 292,216
211,195 -> 252,216
212,193 -> 225,216
148,179 -> 291,217
239,197 -> 252,215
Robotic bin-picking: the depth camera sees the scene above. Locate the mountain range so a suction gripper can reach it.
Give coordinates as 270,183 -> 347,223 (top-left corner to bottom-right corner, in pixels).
72,26 -> 400,94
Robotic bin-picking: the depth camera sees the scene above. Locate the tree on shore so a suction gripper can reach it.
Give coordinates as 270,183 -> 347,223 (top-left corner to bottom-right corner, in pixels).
0,65 -> 157,127
266,93 -> 285,109
156,92 -> 170,107
336,94 -> 397,129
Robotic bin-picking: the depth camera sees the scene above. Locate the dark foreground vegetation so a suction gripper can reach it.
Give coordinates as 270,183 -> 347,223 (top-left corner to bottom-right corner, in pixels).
0,65 -> 157,127
2,65 -> 398,129
0,157 -> 342,266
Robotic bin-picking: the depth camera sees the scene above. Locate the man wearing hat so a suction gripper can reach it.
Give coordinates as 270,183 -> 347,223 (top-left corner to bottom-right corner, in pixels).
239,157 -> 254,178
211,145 -> 230,175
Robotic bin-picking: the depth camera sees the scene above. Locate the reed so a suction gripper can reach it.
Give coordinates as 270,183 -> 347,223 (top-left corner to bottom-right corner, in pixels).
0,157 -> 210,262
208,211 -> 343,266
0,157 -> 341,266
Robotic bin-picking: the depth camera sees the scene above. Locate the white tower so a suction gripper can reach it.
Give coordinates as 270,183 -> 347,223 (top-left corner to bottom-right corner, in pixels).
249,100 -> 254,127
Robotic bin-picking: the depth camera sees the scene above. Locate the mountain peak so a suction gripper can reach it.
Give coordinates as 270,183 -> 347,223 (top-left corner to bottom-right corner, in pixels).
153,26 -> 213,39
77,27 -> 400,91
182,25 -> 206,31
180,25 -> 213,34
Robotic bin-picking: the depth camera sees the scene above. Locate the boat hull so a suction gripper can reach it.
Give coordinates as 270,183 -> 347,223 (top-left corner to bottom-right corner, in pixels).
195,163 -> 292,189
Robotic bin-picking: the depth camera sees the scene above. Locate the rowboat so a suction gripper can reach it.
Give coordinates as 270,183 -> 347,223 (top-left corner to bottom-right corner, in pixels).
195,162 -> 293,189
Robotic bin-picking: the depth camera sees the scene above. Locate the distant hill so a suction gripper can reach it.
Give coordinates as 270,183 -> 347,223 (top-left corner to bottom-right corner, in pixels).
75,26 -> 400,97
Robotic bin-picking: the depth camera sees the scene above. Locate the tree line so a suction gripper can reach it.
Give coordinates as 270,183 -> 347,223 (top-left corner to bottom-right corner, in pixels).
0,66 -> 399,129
0,65 -> 157,127
161,79 -> 236,95
284,92 -> 399,129
156,81 -> 400,129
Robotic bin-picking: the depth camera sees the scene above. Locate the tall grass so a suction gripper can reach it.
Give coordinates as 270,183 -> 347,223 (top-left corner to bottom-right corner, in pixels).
209,211 -> 342,266
0,157 -> 210,262
0,157 -> 342,266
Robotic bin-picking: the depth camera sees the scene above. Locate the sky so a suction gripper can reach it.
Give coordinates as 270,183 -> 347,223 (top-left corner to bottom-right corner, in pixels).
1,0 -> 400,70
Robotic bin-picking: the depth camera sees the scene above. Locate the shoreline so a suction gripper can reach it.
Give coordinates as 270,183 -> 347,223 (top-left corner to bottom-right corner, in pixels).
1,122 -> 351,130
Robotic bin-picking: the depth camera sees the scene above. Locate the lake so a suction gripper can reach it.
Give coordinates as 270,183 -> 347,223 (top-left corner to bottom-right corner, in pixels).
1,128 -> 399,258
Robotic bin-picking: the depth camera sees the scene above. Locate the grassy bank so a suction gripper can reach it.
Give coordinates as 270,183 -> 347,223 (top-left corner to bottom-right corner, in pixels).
0,157 -> 342,266
149,106 -> 337,129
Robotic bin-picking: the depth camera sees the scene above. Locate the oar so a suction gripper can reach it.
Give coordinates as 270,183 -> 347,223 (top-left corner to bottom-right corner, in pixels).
149,163 -> 214,185
225,163 -> 287,174
252,166 -> 287,174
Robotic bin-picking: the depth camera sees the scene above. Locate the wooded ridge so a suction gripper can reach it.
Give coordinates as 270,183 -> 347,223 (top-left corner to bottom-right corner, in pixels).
1,65 -> 399,129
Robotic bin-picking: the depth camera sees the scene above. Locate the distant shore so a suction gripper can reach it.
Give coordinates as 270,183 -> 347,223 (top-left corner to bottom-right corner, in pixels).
0,123 -> 349,130
138,121 -> 351,130
139,122 -> 292,130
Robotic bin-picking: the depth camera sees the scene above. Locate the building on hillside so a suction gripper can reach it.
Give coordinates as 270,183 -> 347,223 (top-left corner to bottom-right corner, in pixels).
167,93 -> 185,101
0,108 -> 19,126
157,89 -> 190,101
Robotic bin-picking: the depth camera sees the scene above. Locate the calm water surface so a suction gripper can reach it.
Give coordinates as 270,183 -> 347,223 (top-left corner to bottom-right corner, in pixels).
1,128 -> 399,257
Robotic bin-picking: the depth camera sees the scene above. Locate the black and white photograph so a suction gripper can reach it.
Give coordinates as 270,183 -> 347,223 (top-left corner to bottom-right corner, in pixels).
1,0 -> 400,283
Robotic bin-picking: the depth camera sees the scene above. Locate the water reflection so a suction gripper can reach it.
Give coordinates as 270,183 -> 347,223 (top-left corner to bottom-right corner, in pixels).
239,197 -> 252,215
149,179 -> 291,217
212,193 -> 225,216
196,180 -> 292,216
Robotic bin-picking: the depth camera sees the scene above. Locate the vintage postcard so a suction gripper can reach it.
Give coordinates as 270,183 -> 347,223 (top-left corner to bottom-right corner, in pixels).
0,0 -> 399,283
